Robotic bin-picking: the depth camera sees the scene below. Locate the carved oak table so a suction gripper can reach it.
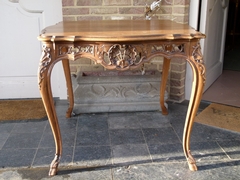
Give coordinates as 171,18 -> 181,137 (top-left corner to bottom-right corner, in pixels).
38,20 -> 206,176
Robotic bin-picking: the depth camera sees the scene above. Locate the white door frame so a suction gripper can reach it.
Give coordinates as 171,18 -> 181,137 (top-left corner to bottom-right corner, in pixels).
186,0 -> 229,100
185,0 -> 201,100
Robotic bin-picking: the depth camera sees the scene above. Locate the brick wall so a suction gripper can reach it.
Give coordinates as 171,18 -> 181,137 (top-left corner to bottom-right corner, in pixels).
62,0 -> 190,102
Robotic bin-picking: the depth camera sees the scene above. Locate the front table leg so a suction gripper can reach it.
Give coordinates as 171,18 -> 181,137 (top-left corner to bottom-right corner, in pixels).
38,44 -> 62,176
183,43 -> 206,171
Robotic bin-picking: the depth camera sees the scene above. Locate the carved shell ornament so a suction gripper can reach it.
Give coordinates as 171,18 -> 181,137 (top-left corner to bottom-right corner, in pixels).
108,44 -> 138,68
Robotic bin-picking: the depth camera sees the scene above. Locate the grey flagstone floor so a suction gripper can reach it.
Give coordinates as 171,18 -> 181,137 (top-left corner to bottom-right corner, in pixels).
0,100 -> 240,180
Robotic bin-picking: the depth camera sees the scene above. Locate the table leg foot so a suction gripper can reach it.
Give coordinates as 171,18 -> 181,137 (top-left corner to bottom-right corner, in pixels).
187,150 -> 198,171
161,106 -> 168,115
49,155 -> 61,176
66,108 -> 73,118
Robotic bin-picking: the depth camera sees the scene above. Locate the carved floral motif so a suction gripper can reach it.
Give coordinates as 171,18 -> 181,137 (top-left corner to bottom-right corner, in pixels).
192,43 -> 206,83
57,43 -> 188,70
192,43 -> 203,64
59,45 -> 94,55
38,45 -> 51,89
151,44 -> 185,54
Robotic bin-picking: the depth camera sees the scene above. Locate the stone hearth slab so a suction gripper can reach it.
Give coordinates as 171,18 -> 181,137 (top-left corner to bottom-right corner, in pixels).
72,71 -> 168,113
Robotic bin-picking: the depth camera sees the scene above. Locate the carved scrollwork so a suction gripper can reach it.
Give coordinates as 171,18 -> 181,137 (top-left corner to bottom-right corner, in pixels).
97,44 -> 146,70
59,45 -> 94,56
38,44 -> 51,90
192,43 -> 203,64
192,43 -> 206,83
151,43 -> 185,54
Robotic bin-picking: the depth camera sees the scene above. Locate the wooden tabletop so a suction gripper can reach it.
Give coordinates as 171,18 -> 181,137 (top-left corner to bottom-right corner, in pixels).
38,20 -> 205,42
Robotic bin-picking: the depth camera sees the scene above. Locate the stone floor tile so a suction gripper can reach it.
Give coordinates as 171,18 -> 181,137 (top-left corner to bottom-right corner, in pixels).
112,163 -> 188,180
0,167 -> 112,180
11,120 -> 47,134
109,129 -> 145,145
148,143 -> 185,162
76,130 -> 110,146
0,148 -> 36,168
2,132 -> 43,149
39,130 -> 76,148
1,100 -> 240,179
56,167 -> 112,180
137,112 -> 171,128
0,122 -> 16,133
142,127 -> 181,145
167,102 -> 188,115
108,116 -> 141,129
217,140 -> 240,159
191,123 -> 240,142
73,146 -> 112,167
191,141 -> 229,162
203,127 -> 240,141
33,146 -> 73,167
45,117 -> 78,131
196,160 -> 240,179
77,116 -> 108,132
112,161 -> 240,180
112,144 -> 151,165
0,133 -> 9,150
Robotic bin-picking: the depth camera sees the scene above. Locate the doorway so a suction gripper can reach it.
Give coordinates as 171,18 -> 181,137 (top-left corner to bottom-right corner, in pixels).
202,0 -> 240,107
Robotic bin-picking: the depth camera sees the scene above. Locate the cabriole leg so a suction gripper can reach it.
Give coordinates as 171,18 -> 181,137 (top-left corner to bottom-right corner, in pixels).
183,42 -> 206,171
62,59 -> 74,118
160,57 -> 171,115
38,43 -> 62,176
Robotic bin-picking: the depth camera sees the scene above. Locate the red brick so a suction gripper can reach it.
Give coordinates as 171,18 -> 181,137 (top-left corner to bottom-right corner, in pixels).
133,0 -> 151,6
157,7 -> 172,14
170,71 -> 186,79
62,0 -> 74,6
170,78 -> 185,86
171,57 -> 186,64
77,16 -> 103,21
104,0 -> 131,6
63,16 -> 76,21
171,63 -> 186,71
169,93 -> 185,102
173,6 -> 188,14
119,7 -> 144,14
170,86 -> 185,94
173,0 -> 190,5
63,8 -> 89,15
76,0 -> 102,6
91,7 -> 118,14
162,0 -> 173,5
